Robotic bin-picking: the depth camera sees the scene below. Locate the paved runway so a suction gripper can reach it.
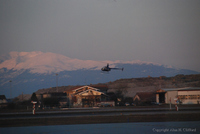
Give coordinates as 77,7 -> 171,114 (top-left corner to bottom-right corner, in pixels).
1,109 -> 200,119
1,106 -> 200,119
1,106 -> 200,127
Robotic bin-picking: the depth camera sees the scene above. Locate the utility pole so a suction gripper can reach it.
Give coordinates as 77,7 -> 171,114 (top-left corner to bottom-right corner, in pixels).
22,92 -> 23,101
9,80 -> 12,99
56,73 -> 58,92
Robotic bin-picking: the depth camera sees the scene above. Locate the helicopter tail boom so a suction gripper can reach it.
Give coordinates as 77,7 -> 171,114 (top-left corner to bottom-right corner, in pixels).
111,67 -> 124,71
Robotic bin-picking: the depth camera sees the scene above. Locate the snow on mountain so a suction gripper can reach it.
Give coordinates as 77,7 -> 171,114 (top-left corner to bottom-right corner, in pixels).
0,51 -> 162,74
0,51 -> 199,98
0,51 -> 102,73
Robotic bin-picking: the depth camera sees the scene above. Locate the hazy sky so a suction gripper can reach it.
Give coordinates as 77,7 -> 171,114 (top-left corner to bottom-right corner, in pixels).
1,0 -> 200,72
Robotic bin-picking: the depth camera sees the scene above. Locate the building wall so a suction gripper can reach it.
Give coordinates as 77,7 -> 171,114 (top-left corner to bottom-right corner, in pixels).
156,88 -> 200,104
180,99 -> 199,104
156,94 -> 159,103
178,90 -> 200,104
36,94 -> 43,100
43,94 -> 51,98
166,91 -> 178,104
178,90 -> 200,96
76,95 -> 83,106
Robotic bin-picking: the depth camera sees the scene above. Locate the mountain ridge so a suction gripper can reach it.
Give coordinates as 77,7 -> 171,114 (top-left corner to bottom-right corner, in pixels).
0,51 -> 199,98
0,51 -> 167,74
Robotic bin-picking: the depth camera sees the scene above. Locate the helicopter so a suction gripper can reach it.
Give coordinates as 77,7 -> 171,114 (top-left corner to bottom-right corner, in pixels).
101,63 -> 124,72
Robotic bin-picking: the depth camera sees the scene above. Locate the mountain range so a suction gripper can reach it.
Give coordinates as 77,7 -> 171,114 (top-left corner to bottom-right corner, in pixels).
0,51 -> 199,98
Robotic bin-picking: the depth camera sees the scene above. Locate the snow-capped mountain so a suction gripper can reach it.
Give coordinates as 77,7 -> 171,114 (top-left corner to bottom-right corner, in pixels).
0,51 -> 199,98
0,51 -> 104,73
0,51 -> 163,74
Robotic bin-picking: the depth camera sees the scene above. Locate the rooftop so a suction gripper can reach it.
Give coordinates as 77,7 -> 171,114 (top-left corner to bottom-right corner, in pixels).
161,87 -> 200,92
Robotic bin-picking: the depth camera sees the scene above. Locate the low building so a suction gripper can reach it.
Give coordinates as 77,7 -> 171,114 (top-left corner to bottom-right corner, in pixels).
36,92 -> 67,100
64,86 -> 109,107
156,87 -> 200,104
59,98 -> 68,107
36,92 -> 67,108
42,92 -> 67,99
133,92 -> 156,105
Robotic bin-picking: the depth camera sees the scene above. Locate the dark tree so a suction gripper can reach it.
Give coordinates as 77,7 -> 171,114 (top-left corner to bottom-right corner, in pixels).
31,93 -> 38,102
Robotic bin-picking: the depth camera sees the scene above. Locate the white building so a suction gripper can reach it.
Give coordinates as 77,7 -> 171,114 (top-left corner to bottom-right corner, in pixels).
156,87 -> 200,104
64,85 -> 112,107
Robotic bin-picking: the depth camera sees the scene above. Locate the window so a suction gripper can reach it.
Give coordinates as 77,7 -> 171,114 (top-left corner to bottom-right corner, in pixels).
178,95 -> 199,100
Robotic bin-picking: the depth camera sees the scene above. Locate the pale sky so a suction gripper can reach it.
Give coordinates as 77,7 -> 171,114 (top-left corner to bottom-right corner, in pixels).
0,0 -> 200,72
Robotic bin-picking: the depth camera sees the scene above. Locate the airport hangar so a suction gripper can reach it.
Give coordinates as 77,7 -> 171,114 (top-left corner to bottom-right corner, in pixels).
156,87 -> 200,104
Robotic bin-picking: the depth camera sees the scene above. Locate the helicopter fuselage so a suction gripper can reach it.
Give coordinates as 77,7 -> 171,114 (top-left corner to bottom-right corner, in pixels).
101,67 -> 111,71
101,64 -> 123,72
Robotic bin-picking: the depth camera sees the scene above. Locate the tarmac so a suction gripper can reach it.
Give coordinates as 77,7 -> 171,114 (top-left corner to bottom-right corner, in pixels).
1,105 -> 200,127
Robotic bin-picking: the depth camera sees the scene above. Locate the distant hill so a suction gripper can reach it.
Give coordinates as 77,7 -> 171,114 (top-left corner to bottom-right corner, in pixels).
35,74 -> 200,98
107,74 -> 200,97
0,51 -> 199,98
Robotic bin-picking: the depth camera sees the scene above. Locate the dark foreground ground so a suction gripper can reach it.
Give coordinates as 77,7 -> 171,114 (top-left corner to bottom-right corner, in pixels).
1,105 -> 200,127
